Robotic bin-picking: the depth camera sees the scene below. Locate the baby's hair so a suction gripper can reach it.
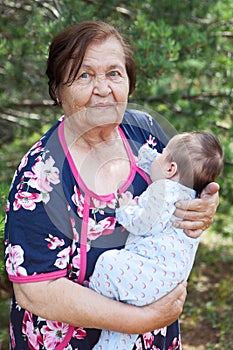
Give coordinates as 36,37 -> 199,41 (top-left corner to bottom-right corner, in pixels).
166,132 -> 224,194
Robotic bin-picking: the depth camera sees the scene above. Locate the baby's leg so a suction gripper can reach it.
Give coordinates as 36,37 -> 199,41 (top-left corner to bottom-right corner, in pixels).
90,248 -> 151,302
89,248 -> 171,304
89,249 -> 123,300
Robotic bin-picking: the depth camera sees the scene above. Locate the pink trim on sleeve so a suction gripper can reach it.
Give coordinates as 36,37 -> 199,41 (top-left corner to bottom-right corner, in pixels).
8,269 -> 67,283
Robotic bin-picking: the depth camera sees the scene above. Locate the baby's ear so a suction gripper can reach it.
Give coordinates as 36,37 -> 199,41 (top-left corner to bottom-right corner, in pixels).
166,162 -> 178,179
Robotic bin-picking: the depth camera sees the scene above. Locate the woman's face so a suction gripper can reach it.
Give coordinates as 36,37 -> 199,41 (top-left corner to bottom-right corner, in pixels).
60,37 -> 130,130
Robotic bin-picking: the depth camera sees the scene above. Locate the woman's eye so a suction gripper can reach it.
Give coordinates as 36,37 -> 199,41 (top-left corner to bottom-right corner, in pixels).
80,72 -> 89,79
109,71 -> 120,77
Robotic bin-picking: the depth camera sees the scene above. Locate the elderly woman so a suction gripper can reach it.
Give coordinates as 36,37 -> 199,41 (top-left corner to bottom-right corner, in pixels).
5,21 -> 219,350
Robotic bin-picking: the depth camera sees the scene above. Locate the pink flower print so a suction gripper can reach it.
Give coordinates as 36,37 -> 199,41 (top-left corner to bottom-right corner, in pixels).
30,140 -> 43,156
16,176 -> 25,191
45,234 -> 65,250
18,154 -> 29,172
87,217 -> 116,241
72,248 -> 81,269
168,337 -> 181,350
70,218 -> 80,255
26,156 -> 60,193
91,197 -> 107,209
54,247 -> 70,269
153,327 -> 167,337
134,337 -> 143,350
70,217 -> 79,243
134,337 -> 161,350
5,244 -> 27,277
71,186 -> 84,217
64,345 -> 73,350
10,322 -> 16,349
118,191 -> 135,208
91,197 -> 117,210
5,200 -> 10,213
22,311 -> 43,350
107,198 -> 118,209
41,321 -> 69,349
143,332 -> 154,348
72,327 -> 87,339
147,134 -> 157,148
13,190 -> 42,211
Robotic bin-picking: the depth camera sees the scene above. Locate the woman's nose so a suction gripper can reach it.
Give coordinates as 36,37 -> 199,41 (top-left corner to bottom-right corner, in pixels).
93,75 -> 112,96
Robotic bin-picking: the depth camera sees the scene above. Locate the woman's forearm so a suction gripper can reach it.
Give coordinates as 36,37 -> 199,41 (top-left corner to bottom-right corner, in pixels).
13,278 -> 186,333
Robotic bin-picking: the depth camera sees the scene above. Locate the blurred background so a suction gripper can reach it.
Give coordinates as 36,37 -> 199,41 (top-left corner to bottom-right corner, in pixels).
0,1 -> 232,349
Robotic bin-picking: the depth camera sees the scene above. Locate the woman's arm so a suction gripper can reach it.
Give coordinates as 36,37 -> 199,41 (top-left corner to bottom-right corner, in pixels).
13,278 -> 187,334
173,182 -> 219,237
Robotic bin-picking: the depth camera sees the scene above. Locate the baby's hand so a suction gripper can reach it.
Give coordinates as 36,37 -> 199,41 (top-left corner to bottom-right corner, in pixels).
118,192 -> 136,208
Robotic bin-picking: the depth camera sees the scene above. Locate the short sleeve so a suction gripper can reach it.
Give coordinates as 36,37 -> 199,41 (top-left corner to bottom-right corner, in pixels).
4,128 -> 73,283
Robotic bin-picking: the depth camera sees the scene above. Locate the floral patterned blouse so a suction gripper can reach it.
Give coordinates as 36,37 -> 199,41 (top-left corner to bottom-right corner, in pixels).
4,109 -> 181,350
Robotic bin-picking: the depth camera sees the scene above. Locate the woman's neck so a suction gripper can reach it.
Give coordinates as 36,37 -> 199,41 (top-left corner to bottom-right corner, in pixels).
64,118 -> 120,150
77,125 -> 120,149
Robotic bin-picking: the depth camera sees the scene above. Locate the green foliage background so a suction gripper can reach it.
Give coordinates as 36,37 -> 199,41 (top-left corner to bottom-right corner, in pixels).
0,0 -> 232,348
1,0 -> 232,211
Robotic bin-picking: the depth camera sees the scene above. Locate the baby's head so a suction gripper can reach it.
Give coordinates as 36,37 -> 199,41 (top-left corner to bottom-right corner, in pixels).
150,131 -> 224,194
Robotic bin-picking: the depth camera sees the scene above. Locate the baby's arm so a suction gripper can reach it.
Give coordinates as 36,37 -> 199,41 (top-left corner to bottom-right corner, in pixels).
117,191 -> 137,208
116,180 -> 175,236
137,143 -> 159,175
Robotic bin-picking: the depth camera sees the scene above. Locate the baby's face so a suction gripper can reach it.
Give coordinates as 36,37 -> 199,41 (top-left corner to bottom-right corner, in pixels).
150,148 -> 170,182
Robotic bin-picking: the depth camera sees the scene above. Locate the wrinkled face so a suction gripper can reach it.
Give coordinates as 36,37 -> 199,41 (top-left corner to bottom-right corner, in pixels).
150,148 -> 171,182
59,37 -> 130,131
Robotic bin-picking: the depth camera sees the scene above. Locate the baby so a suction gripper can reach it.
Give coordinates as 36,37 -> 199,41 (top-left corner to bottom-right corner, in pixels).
89,131 -> 224,350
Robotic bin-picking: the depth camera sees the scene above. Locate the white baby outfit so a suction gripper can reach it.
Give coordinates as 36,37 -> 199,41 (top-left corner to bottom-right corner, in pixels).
89,144 -> 199,350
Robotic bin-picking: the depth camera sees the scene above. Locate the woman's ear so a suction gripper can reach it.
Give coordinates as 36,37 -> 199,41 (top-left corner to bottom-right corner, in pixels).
165,161 -> 178,179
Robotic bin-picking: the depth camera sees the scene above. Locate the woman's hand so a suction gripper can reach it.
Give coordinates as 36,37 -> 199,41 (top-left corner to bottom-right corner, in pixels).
139,281 -> 187,332
174,182 -> 219,238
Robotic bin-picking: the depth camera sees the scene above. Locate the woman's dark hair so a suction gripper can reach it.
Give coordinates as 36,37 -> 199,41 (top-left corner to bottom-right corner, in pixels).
46,21 -> 136,105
